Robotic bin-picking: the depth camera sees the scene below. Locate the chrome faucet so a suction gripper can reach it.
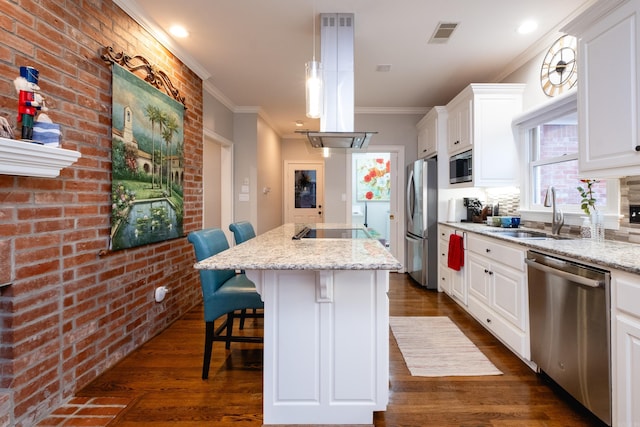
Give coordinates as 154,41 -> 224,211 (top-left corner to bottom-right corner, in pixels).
544,186 -> 564,235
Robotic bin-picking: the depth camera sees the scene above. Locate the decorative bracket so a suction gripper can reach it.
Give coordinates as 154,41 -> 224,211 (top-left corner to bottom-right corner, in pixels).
316,271 -> 334,303
100,46 -> 187,109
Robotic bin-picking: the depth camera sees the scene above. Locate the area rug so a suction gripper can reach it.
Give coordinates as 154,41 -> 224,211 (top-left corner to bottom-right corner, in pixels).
389,316 -> 502,377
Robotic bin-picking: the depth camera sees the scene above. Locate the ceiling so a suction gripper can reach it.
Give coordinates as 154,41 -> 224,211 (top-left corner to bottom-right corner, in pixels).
118,0 -> 594,137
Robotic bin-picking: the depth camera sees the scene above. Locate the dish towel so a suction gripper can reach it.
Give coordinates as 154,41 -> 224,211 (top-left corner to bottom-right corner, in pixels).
447,234 -> 464,271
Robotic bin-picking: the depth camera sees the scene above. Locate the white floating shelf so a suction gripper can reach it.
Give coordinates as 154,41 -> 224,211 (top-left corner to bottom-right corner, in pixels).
0,136 -> 81,178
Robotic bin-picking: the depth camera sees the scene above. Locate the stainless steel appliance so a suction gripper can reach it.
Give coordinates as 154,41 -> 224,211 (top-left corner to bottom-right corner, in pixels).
526,251 -> 611,426
292,227 -> 371,239
449,149 -> 472,184
405,157 -> 437,289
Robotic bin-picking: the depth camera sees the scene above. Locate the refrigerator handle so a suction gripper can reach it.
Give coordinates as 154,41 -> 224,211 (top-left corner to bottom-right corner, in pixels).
406,169 -> 415,227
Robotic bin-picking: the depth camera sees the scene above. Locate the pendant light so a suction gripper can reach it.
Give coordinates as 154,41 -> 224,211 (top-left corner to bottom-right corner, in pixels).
305,2 -> 323,119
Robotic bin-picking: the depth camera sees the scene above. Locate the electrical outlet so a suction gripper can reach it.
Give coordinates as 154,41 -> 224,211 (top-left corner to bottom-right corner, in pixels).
630,205 -> 640,224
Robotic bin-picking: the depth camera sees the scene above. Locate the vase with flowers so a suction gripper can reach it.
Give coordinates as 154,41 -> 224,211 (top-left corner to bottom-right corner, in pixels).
577,179 -> 603,241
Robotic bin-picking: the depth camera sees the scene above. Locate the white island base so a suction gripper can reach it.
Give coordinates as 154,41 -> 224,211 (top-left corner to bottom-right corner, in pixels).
246,269 -> 390,426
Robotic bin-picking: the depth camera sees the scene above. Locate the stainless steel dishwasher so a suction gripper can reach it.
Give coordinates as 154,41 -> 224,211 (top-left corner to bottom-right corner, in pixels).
525,250 -> 611,426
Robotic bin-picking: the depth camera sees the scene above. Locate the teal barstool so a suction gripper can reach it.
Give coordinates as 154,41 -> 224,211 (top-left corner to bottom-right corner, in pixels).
228,221 -> 260,329
187,228 -> 263,379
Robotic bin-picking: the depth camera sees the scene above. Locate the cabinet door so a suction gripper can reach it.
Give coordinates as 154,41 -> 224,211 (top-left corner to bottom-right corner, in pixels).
613,270 -> 640,427
467,252 -> 490,305
578,0 -> 640,176
615,315 -> 640,426
450,267 -> 466,306
491,262 -> 525,330
417,117 -> 437,159
447,99 -> 472,154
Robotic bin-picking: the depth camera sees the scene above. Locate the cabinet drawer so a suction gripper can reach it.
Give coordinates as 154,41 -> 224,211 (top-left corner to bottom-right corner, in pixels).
616,273 -> 640,317
468,296 -> 529,359
467,234 -> 525,271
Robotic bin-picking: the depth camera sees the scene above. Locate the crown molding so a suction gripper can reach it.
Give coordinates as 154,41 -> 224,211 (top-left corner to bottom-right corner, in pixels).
113,0 -> 210,80
355,106 -> 429,115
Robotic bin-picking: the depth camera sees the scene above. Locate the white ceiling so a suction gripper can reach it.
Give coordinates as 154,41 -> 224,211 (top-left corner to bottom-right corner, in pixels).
119,0 -> 594,137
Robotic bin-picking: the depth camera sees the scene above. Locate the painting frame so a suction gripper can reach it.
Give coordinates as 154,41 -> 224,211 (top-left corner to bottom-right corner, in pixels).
107,62 -> 185,251
355,155 -> 391,202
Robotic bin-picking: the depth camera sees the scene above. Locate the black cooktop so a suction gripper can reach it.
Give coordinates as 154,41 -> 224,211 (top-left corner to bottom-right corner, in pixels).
292,227 -> 370,240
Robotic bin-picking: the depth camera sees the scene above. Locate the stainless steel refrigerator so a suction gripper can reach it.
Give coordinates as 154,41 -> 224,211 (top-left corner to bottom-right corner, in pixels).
405,157 -> 437,289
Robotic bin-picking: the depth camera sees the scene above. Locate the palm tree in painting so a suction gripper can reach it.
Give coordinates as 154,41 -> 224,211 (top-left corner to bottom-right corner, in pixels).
144,105 -> 162,188
162,114 -> 179,197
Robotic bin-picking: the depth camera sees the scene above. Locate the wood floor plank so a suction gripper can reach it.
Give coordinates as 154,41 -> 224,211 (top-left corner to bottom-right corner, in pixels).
78,273 -> 606,426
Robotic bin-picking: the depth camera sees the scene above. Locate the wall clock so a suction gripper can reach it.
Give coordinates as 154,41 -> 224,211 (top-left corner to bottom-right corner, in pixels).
540,34 -> 578,97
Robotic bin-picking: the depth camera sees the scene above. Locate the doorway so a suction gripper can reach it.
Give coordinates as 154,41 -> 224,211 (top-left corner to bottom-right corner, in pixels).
347,146 -> 404,272
203,130 -> 234,243
284,161 -> 325,224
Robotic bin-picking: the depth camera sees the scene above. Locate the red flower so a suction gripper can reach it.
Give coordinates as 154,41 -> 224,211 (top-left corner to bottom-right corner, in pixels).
376,158 -> 384,163
365,191 -> 373,200
363,175 -> 372,183
385,161 -> 390,172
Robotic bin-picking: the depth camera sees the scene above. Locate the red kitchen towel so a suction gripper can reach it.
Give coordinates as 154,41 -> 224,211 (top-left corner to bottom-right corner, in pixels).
447,234 -> 464,271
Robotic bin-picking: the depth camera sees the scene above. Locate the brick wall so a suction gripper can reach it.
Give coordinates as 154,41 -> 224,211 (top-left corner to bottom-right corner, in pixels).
0,1 -> 203,425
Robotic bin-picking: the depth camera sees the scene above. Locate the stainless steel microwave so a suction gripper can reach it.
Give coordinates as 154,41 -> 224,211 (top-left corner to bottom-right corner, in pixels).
449,150 -> 472,184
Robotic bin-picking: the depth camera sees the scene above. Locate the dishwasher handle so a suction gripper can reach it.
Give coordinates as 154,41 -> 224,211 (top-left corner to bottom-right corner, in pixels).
525,258 -> 604,288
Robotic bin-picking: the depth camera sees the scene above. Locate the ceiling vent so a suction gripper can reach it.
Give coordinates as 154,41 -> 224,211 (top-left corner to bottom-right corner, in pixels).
429,22 -> 459,44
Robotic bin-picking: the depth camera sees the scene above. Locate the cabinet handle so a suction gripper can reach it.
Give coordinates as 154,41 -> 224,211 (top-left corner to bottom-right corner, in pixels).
486,318 -> 492,323
485,248 -> 491,253
454,140 -> 460,145
636,145 -> 640,152
484,269 -> 489,274
488,271 -> 493,275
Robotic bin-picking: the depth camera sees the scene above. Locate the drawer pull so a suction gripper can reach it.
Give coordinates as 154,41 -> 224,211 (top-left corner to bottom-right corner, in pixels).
485,248 -> 491,253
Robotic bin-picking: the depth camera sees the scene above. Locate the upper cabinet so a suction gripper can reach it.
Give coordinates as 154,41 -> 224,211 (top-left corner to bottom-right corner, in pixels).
446,84 -> 525,187
447,97 -> 472,154
417,106 -> 447,159
564,0 -> 640,178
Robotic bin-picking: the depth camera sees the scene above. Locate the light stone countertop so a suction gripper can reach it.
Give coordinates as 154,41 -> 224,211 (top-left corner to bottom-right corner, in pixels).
442,222 -> 640,275
194,223 -> 403,271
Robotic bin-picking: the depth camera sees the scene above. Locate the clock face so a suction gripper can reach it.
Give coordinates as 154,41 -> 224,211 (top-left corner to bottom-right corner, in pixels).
540,35 -> 578,97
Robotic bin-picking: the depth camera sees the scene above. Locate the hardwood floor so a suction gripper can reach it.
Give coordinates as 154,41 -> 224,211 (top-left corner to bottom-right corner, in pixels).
77,273 -> 606,426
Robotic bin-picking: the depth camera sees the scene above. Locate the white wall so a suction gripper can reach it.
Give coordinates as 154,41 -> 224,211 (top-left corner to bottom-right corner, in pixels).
257,117 -> 283,232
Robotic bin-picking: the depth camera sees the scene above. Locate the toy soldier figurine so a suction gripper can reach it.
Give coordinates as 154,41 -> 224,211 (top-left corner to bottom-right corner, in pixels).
14,66 -> 43,140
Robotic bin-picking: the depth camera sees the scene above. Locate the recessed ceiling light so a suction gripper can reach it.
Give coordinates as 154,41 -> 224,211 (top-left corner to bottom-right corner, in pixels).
169,25 -> 189,38
517,20 -> 537,35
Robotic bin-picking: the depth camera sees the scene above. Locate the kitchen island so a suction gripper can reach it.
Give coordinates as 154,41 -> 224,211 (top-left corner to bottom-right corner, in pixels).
194,223 -> 402,426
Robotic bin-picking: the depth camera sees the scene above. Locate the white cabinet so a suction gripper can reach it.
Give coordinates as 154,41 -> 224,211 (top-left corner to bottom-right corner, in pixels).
446,99 -> 471,154
445,84 -> 525,187
437,225 -> 466,306
611,269 -> 640,427
416,106 -> 447,159
565,0 -> 640,177
466,233 -> 529,359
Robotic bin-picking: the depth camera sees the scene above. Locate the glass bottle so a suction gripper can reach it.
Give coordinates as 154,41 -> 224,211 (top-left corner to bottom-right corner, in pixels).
580,216 -> 592,239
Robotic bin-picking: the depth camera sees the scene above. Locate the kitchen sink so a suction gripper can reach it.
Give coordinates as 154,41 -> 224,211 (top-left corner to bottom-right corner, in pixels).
487,230 -> 573,240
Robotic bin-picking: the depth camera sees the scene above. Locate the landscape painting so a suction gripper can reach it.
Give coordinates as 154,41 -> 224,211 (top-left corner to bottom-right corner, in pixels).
109,64 -> 185,250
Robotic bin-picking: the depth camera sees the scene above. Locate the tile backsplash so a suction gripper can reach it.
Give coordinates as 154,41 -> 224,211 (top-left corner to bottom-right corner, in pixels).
516,175 -> 640,243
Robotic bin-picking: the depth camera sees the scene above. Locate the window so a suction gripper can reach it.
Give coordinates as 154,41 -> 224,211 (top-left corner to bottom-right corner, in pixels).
514,92 -> 618,226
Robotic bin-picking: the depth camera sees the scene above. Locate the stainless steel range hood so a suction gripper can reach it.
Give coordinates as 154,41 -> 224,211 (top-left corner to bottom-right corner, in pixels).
297,13 -> 377,149
304,131 -> 375,149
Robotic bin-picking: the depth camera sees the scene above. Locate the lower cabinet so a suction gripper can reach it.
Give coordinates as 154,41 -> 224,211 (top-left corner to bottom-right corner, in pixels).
612,270 -> 640,427
437,225 -> 467,306
466,233 -> 529,359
